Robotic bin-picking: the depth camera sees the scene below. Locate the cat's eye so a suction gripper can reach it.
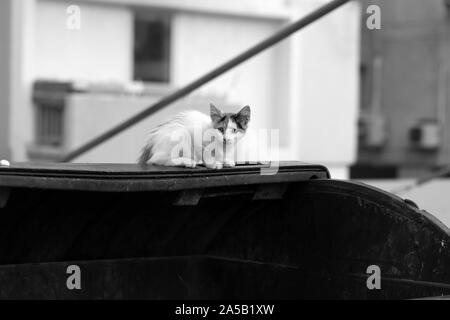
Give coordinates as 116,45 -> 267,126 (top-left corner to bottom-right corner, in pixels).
232,128 -> 237,133
218,128 -> 224,133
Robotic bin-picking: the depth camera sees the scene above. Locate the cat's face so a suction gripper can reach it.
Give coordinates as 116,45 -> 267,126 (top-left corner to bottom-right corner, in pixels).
210,104 -> 251,144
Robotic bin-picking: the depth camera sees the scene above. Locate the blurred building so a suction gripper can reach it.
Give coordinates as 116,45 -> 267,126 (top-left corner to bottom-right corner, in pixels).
0,0 -> 360,178
355,0 -> 450,178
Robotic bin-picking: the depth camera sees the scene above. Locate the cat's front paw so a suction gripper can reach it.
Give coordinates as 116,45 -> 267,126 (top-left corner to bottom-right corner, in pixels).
205,161 -> 223,169
184,161 -> 197,168
223,160 -> 236,168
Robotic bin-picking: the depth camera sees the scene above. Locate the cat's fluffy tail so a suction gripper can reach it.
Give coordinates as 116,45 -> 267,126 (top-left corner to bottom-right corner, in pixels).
138,143 -> 152,164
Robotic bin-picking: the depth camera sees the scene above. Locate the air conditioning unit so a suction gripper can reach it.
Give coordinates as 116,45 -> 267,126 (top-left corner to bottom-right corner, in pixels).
409,119 -> 440,151
358,114 -> 387,149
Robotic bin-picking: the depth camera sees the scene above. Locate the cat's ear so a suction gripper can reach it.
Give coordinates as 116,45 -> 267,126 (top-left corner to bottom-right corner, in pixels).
210,103 -> 222,122
235,105 -> 251,129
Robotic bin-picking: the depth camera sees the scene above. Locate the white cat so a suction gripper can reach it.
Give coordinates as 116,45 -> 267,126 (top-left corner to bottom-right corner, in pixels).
138,104 -> 251,169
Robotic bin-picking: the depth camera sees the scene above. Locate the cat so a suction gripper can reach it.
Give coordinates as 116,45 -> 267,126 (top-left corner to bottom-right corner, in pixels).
138,104 -> 251,169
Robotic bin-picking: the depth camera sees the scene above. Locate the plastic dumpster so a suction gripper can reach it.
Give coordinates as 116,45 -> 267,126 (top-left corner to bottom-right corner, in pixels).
0,161 -> 449,299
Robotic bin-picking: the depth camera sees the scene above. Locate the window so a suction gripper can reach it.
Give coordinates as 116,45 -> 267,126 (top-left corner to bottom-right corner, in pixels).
133,12 -> 171,83
33,81 -> 68,147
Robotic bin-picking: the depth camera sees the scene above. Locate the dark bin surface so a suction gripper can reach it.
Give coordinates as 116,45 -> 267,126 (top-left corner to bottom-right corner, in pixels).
0,161 -> 449,299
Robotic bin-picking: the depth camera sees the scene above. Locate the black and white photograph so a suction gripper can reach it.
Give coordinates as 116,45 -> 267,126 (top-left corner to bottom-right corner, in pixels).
0,0 -> 449,308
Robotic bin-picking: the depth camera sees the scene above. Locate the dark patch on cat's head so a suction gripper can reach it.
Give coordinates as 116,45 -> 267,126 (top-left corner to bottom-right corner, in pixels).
232,105 -> 251,131
210,104 -> 225,124
210,104 -> 229,132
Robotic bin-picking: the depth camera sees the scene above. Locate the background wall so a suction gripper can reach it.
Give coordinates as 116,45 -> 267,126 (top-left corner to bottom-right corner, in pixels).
8,0 -> 35,162
0,0 -> 12,160
34,0 -> 133,82
172,12 -> 285,138
358,0 -> 450,177
293,0 -> 361,178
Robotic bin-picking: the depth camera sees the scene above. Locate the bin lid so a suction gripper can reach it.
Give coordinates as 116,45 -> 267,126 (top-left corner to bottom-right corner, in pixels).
0,161 -> 330,192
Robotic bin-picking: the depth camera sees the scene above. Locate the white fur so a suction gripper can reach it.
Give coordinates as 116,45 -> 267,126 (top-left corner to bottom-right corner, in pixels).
140,110 -> 241,168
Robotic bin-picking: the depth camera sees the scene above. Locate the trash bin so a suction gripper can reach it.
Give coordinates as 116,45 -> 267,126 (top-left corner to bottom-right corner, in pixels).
0,161 -> 448,299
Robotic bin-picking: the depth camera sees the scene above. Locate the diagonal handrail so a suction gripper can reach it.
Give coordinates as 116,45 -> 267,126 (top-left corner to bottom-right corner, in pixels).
61,0 -> 351,162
